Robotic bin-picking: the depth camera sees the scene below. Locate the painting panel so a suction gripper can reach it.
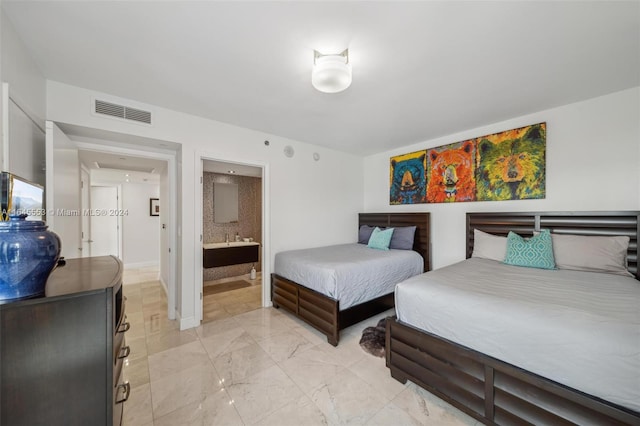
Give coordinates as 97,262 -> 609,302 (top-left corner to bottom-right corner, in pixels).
475,122 -> 546,201
390,150 -> 427,205
426,140 -> 476,203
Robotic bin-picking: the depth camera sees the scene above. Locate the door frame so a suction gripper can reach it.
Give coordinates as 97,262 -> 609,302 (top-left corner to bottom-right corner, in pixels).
71,138 -> 178,321
80,164 -> 92,257
76,141 -> 179,320
194,151 -> 270,324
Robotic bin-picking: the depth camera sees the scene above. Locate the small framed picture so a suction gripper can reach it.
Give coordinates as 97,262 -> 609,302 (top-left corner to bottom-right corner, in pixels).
150,198 -> 160,216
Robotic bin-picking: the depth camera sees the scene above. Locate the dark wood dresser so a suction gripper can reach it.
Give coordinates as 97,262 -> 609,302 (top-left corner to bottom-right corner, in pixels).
0,256 -> 129,425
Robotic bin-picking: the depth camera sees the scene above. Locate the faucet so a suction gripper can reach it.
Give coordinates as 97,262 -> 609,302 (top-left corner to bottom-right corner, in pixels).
225,233 -> 229,243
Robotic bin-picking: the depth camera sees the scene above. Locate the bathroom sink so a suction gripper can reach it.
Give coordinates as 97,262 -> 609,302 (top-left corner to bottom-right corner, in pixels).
203,241 -> 259,249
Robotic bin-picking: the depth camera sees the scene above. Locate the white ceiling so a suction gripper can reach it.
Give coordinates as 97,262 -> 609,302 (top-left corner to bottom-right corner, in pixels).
77,149 -> 165,184
3,1 -> 639,156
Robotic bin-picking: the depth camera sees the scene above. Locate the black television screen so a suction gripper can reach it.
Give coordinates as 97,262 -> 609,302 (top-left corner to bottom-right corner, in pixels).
1,172 -> 44,221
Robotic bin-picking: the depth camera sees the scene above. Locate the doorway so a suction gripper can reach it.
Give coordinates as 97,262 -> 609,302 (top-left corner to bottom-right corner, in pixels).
196,157 -> 268,323
89,185 -> 120,257
45,121 -> 179,321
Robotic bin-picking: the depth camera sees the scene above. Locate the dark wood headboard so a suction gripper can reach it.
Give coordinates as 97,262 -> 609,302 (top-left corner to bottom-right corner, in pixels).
466,211 -> 640,280
359,212 -> 430,273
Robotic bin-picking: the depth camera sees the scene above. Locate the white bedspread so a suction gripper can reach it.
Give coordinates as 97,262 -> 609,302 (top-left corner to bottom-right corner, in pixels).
274,243 -> 423,310
395,258 -> 640,412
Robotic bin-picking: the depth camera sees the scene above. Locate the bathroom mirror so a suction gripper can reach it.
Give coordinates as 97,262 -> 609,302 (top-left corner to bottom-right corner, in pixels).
213,182 -> 239,223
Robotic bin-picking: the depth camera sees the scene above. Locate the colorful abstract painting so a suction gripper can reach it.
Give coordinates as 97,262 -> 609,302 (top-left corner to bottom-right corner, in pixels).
426,140 -> 476,203
389,122 -> 546,205
390,150 -> 427,204
475,122 -> 546,201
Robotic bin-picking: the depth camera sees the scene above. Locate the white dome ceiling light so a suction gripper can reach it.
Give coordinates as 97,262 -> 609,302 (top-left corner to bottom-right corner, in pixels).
312,49 -> 352,94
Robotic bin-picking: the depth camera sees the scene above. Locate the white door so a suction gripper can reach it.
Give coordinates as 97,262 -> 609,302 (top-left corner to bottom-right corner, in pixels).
90,186 -> 119,257
80,168 -> 91,257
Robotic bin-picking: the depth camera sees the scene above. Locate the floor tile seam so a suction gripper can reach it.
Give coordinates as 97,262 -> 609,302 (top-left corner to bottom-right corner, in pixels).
364,400 -> 405,425
149,359 -> 246,426
146,338 -> 210,375
210,334 -> 261,361
224,368 -> 303,426
148,356 -> 213,386
277,356 -> 349,410
306,373 -> 389,426
197,323 -> 250,345
148,362 -> 224,421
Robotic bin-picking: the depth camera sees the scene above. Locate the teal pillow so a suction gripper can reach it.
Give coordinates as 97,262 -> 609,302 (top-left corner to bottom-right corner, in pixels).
503,230 -> 556,270
368,227 -> 395,251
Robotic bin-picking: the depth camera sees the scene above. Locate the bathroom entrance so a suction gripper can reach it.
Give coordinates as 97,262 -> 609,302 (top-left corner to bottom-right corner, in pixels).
200,159 -> 263,323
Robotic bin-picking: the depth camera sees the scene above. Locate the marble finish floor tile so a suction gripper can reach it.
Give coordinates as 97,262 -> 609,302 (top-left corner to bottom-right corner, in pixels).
212,342 -> 276,385
252,393 -> 328,426
122,356 -> 150,389
150,361 -> 223,419
255,329 -> 315,363
153,388 -> 244,426
201,325 -> 256,359
145,327 -> 199,356
309,369 -> 388,425
121,270 -> 482,426
122,382 -> 153,426
226,364 -> 304,424
147,340 -> 209,381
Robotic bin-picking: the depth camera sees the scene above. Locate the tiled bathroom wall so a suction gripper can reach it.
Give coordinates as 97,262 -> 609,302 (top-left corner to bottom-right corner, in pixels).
203,172 -> 262,281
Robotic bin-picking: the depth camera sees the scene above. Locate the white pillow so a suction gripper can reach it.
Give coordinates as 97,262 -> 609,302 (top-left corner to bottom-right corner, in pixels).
472,229 -> 507,262
549,233 -> 632,277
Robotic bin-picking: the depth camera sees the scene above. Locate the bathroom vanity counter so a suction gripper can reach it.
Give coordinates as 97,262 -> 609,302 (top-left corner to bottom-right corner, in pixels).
203,242 -> 260,268
203,241 -> 260,249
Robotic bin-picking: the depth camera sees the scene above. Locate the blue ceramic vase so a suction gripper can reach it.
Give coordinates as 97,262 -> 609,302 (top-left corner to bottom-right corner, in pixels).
0,215 -> 61,301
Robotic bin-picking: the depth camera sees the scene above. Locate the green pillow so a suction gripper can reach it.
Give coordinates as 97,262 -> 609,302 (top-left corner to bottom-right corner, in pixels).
503,230 -> 556,270
368,227 -> 395,251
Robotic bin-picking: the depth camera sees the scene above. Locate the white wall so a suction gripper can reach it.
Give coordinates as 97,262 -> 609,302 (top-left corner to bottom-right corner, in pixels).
0,10 -> 4,169
7,99 -> 45,184
364,88 -> 640,270
1,13 -> 46,121
1,12 -> 46,178
46,81 -> 364,328
48,123 -> 82,259
121,182 -> 160,268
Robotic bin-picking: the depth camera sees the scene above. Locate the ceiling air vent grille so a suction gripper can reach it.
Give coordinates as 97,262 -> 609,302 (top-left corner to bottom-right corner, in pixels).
95,100 -> 125,118
125,107 -> 151,124
94,99 -> 152,125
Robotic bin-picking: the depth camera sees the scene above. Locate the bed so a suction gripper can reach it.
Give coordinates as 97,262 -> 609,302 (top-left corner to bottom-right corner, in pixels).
386,211 -> 640,426
271,212 -> 430,346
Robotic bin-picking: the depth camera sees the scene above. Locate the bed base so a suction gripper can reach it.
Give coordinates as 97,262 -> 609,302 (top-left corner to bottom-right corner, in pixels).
386,210 -> 640,426
271,212 -> 430,345
271,273 -> 394,346
387,317 -> 640,426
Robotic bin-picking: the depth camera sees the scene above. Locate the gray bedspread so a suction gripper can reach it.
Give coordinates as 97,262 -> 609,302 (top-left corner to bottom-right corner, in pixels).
274,243 -> 423,310
395,257 -> 640,412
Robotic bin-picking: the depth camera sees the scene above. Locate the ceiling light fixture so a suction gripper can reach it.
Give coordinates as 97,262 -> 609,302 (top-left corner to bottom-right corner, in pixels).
312,49 -> 351,94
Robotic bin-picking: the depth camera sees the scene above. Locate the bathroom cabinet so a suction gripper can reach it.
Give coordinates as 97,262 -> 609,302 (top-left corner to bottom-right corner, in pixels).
203,242 -> 259,268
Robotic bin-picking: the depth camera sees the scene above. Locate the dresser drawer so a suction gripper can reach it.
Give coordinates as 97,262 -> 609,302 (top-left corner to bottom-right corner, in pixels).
113,368 -> 129,426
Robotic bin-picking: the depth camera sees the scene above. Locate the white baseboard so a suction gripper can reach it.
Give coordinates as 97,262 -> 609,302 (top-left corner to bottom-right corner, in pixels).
124,261 -> 159,269
179,314 -> 199,330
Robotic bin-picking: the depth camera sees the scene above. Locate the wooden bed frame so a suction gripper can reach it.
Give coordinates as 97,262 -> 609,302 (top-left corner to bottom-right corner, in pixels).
387,211 -> 640,426
271,212 -> 430,346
